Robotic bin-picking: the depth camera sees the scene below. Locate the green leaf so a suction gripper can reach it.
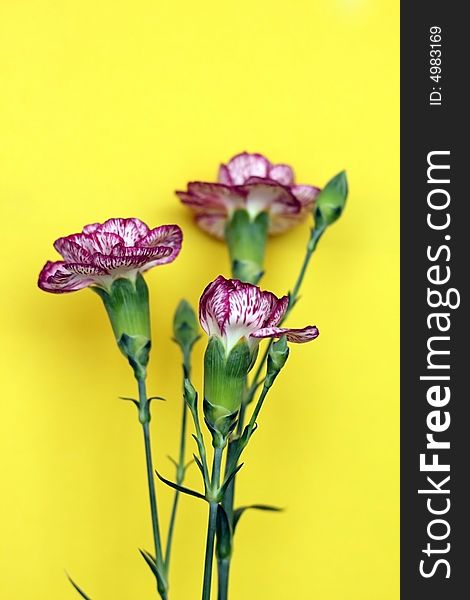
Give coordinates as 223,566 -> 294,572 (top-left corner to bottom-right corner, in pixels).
233,504 -> 283,531
218,463 -> 244,500
138,549 -> 168,597
216,504 -> 233,560
66,574 -> 93,600
155,470 -> 206,501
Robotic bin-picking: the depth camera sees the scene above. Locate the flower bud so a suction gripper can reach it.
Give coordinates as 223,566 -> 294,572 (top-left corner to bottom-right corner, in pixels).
93,273 -> 151,380
314,171 -> 348,229
265,336 -> 289,388
173,299 -> 200,355
183,377 -> 198,413
203,336 -> 254,442
224,210 -> 268,284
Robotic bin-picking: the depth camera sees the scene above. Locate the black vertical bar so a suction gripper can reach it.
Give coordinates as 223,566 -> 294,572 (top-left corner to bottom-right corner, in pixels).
401,4 -> 468,599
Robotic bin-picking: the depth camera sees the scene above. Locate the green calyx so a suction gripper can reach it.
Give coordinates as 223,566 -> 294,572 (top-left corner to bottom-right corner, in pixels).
203,336 -> 255,443
92,274 -> 151,380
314,170 -> 348,229
225,209 -> 269,285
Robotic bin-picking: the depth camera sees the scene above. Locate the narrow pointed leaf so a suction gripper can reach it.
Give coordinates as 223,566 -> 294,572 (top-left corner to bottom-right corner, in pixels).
218,463 -> 244,499
119,396 -> 140,409
233,504 -> 283,531
155,470 -> 206,501
138,549 -> 167,596
66,574 -> 93,600
216,504 -> 233,560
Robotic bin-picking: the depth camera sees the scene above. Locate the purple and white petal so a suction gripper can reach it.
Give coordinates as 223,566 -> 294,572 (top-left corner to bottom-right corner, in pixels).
264,295 -> 289,327
38,261 -> 103,293
291,184 -> 321,208
91,218 -> 150,245
242,181 -> 300,220
57,232 -> 123,257
224,152 -> 270,185
137,224 -> 183,264
195,214 -> 227,239
269,164 -> 295,186
251,325 -> 319,343
53,238 -> 92,263
94,246 -> 172,271
199,276 -> 231,338
217,164 -> 233,185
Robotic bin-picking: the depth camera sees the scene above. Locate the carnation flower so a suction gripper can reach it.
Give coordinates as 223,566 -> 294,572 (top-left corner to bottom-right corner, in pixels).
200,276 -> 319,353
199,276 -> 318,435
38,218 -> 182,293
177,152 -> 320,238
177,153 -> 320,284
38,218 -> 183,379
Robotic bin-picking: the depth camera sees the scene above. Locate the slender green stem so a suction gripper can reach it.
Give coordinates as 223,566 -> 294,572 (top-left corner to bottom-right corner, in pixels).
202,447 -> 223,600
217,225 -> 326,600
217,559 -> 230,600
138,378 -> 167,599
165,352 -> 191,570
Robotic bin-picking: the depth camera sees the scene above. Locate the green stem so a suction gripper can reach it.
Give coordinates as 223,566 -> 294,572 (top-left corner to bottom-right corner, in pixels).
216,225 -> 326,600
217,559 -> 230,600
165,352 -> 191,570
202,447 -> 223,600
138,378 -> 167,600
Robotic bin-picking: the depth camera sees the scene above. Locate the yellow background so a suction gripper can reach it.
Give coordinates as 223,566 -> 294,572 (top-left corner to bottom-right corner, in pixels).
0,1 -> 399,598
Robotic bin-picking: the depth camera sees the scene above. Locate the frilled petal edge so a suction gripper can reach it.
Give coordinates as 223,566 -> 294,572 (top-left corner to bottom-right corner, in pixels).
38,261 -> 106,293
251,325 -> 319,343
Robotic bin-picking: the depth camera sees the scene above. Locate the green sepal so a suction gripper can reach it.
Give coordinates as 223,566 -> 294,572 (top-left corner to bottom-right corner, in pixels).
203,398 -> 238,445
173,299 -> 200,356
265,336 -> 289,388
314,170 -> 348,229
216,504 -> 233,560
66,574 -> 93,600
233,504 -> 283,532
93,274 -> 151,379
225,209 -> 268,284
138,549 -> 168,597
203,337 -> 253,441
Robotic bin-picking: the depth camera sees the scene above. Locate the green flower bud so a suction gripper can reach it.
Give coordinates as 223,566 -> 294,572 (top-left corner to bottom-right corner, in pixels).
93,274 -> 151,380
173,299 -> 200,355
265,336 -> 289,388
203,336 -> 254,443
183,377 -> 198,413
225,209 -> 269,284
314,170 -> 348,229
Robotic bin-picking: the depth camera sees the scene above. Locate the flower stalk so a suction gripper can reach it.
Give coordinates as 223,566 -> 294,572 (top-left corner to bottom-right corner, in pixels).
165,300 -> 201,571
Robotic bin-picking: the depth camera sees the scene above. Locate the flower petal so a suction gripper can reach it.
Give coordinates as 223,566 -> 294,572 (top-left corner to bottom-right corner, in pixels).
241,181 -> 300,220
291,184 -> 321,209
251,325 -> 319,343
85,218 -> 150,245
38,261 -> 105,293
199,275 -> 230,338
55,232 -> 122,258
264,295 -> 289,327
269,164 -> 295,186
137,224 -> 183,264
224,152 -> 270,185
195,214 -> 227,239
93,246 -> 172,271
217,164 -> 233,185
53,238 -> 92,263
